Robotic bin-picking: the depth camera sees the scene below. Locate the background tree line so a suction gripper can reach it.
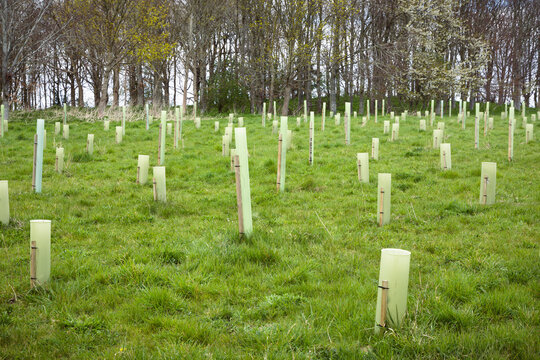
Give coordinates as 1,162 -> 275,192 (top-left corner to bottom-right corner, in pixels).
1,0 -> 538,117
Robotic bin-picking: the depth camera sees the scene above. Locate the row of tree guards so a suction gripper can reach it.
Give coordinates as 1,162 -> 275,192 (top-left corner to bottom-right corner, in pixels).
10,100 -> 534,210
0,98 -> 536,334
18,102 -> 525,217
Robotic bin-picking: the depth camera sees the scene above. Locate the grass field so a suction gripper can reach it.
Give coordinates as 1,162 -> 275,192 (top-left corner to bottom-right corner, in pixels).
0,107 -> 539,359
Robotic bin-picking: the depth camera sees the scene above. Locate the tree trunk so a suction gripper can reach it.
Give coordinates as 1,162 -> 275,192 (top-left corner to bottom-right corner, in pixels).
316,18 -> 322,111
173,56 -> 177,106
330,18 -> 339,113
75,59 -> 84,107
330,68 -> 337,113
98,66 -> 111,117
91,63 -> 102,107
250,83 -> 256,114
42,68 -> 47,109
192,65 -> 198,116
129,64 -> 137,106
153,69 -> 162,111
534,46 -> 540,106
1,8 -> 10,121
112,66 -> 120,108
485,59 -> 493,102
162,62 -> 170,108
497,67 -> 505,104
281,84 -> 291,116
69,60 -> 76,106
182,60 -> 188,115
199,63 -> 207,114
511,4 -> 522,110
21,64 -> 29,109
137,64 -> 144,106
269,62 -> 275,114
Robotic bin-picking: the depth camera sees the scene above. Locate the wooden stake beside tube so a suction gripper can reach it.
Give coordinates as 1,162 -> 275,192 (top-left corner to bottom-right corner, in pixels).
443,150 -> 447,170
483,176 -> 489,205
379,280 -> 389,328
508,107 -> 514,161
375,249 -> 411,334
229,149 -> 236,172
234,128 -> 253,236
379,188 -> 384,227
479,162 -> 496,205
371,138 -> 379,160
526,124 -> 533,143
377,174 -> 391,226
234,155 -> 244,236
357,153 -> 369,183
152,166 -> 166,202
29,220 -> 51,287
55,147 -> 64,173
30,241 -> 37,288
440,143 -> 451,170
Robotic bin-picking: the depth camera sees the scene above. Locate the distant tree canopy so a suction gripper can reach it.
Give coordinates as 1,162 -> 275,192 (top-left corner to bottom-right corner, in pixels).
0,0 -> 538,115
398,0 -> 489,104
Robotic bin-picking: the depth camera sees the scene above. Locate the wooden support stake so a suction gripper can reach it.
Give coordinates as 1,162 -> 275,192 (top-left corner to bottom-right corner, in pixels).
379,188 -> 384,227
136,166 -> 140,184
379,280 -> 389,328
357,161 -> 362,182
30,241 -> 37,288
153,177 -> 157,201
276,133 -> 282,191
443,151 -> 447,170
32,134 -> 37,190
55,156 -> 58,172
483,176 -> 489,205
234,155 -> 244,236
371,144 -> 375,159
